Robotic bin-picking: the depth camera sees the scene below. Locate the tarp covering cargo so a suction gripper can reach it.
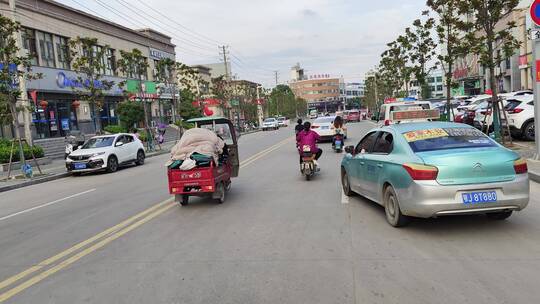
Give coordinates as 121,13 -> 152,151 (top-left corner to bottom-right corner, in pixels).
166,128 -> 225,167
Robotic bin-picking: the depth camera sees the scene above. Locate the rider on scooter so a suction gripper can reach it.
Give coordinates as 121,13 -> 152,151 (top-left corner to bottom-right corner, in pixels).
332,116 -> 344,147
296,121 -> 322,165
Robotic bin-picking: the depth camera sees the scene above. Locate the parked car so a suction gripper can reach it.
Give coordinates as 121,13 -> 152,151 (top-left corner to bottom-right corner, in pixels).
472,100 -> 508,132
66,133 -> 145,174
457,95 -> 492,126
277,116 -> 289,127
261,118 -> 280,131
347,110 -> 360,122
506,95 -> 535,141
341,122 -> 529,227
311,116 -> 348,140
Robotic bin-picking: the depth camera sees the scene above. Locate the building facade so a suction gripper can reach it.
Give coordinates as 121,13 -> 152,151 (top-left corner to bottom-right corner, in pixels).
343,82 -> 365,100
408,69 -> 445,99
0,0 -> 175,140
289,75 -> 341,112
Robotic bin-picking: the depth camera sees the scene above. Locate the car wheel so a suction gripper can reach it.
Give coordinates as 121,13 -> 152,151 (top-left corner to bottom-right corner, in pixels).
523,121 -> 535,141
305,174 -> 311,181
486,211 -> 513,220
135,150 -> 145,165
341,169 -> 353,196
383,186 -> 409,227
106,155 -> 118,173
177,194 -> 189,206
214,183 -> 225,204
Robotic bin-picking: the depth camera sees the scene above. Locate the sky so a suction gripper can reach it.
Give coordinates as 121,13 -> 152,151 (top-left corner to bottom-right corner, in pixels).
57,0 -> 428,88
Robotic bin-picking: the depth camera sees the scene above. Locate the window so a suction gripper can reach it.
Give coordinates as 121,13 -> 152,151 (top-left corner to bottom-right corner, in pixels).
405,128 -> 496,153
436,76 -> 443,83
82,136 -> 115,149
428,77 -> 435,83
38,31 -> 55,67
124,135 -> 134,143
105,49 -> 116,76
505,57 -> 511,70
372,132 -> 393,154
431,86 -> 436,92
437,85 -> 443,91
55,36 -> 70,69
22,28 -> 38,65
355,132 -> 378,154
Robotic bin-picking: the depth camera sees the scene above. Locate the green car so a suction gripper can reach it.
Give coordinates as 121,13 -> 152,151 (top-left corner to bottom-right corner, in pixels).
341,122 -> 529,227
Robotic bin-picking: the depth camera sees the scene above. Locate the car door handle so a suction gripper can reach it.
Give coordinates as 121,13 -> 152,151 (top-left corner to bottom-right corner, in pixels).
377,164 -> 383,168
360,161 -> 365,165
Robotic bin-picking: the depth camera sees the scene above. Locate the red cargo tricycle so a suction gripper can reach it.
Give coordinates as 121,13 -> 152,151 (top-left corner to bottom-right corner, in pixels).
167,117 -> 239,206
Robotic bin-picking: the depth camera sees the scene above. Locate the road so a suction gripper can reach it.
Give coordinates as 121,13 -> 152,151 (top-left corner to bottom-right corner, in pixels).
1,122 -> 540,303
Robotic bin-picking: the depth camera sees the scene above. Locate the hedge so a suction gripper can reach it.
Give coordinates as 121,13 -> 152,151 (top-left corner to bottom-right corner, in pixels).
104,125 -> 127,134
0,140 -> 45,164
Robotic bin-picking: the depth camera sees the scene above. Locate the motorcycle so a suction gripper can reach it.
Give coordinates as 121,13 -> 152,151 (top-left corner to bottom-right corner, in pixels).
64,132 -> 86,159
300,145 -> 317,180
333,133 -> 344,153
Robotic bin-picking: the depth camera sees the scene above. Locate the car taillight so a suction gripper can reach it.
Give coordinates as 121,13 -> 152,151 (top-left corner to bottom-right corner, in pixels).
403,163 -> 438,180
509,108 -> 524,114
514,158 -> 528,174
467,111 -> 476,117
384,120 -> 390,126
311,125 -> 319,129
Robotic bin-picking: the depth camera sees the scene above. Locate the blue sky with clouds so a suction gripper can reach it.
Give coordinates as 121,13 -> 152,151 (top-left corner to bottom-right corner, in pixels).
57,0 -> 428,87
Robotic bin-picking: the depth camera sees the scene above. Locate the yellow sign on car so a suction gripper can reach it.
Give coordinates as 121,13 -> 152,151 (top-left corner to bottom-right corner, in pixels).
403,128 -> 448,142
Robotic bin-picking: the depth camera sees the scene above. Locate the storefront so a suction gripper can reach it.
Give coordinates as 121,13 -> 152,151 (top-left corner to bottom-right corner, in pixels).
26,67 -> 125,138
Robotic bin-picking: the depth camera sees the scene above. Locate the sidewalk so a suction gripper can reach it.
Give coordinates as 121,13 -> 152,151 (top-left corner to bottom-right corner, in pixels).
0,141 -> 175,193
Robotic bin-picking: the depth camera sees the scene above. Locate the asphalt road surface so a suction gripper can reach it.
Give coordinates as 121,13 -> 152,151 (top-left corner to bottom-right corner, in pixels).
1,122 -> 540,304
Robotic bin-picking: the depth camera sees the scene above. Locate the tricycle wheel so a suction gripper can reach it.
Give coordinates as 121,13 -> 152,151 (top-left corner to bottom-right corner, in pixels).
225,180 -> 232,191
214,183 -> 225,204
176,194 -> 189,206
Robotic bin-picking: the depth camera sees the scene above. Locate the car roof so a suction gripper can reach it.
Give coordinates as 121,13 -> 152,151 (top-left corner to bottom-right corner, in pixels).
385,121 -> 472,133
187,116 -> 227,123
92,134 -> 121,138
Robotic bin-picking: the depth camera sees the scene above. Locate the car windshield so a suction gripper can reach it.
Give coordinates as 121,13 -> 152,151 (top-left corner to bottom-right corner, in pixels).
404,127 -> 497,153
277,117 -> 285,121
200,123 -> 234,145
82,136 -> 115,149
314,117 -> 335,124
264,118 -> 276,123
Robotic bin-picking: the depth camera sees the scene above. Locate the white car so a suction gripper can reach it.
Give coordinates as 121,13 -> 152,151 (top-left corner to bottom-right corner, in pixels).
457,94 -> 492,113
261,118 -> 280,131
277,116 -> 289,127
473,100 -> 508,132
506,95 -> 535,141
311,116 -> 348,140
66,133 -> 145,174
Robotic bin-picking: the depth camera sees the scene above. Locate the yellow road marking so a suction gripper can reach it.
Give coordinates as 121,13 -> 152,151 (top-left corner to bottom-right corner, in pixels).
0,198 -> 172,291
0,201 -> 175,303
0,137 -> 292,302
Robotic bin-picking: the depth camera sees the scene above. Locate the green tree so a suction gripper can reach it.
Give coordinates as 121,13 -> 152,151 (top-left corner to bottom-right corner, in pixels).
178,88 -> 202,120
428,0 -> 465,121
382,35 -> 413,96
346,97 -> 362,109
116,102 -> 144,132
116,48 -> 153,148
404,12 -> 437,99
458,0 -> 520,142
0,15 -> 40,165
268,85 -> 298,118
68,37 -> 114,132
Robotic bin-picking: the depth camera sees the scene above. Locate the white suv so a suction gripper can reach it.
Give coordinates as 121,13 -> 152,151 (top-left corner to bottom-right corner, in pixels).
506,95 -> 535,141
261,118 -> 280,131
66,133 -> 145,174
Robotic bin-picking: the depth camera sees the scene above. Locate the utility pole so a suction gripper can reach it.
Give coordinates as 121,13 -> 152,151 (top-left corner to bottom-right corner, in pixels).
274,70 -> 279,116
256,85 -> 263,127
220,45 -> 230,81
9,0 -> 32,143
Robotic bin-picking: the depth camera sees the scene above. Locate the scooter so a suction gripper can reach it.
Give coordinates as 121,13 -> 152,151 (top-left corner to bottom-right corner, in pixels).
333,133 -> 344,153
64,132 -> 86,159
300,145 -> 317,181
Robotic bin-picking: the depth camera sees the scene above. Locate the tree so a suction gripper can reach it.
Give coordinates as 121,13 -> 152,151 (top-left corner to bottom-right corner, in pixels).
404,12 -> 437,100
116,102 -> 144,132
428,0 -> 465,121
68,37 -> 114,133
154,58 -> 177,122
268,85 -> 298,118
346,97 -> 362,109
458,0 -> 521,142
178,88 -> 202,120
116,48 -> 153,148
382,35 -> 413,96
0,15 -> 40,166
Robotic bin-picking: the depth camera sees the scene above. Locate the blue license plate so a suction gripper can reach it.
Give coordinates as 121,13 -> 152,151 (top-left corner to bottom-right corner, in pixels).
321,126 -> 329,130
335,140 -> 342,146
74,163 -> 87,170
462,191 -> 497,204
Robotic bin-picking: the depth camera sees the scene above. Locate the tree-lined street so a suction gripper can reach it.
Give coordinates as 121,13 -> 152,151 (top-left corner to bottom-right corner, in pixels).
1,124 -> 540,303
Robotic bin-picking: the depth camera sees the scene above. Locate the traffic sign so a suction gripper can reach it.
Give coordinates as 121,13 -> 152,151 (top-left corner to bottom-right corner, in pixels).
531,0 -> 540,26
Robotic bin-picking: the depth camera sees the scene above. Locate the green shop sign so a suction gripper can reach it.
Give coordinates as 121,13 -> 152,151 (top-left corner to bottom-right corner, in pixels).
126,80 -> 157,94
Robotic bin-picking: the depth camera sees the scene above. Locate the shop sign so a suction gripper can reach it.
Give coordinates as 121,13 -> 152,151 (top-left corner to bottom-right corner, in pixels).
149,48 -> 175,61
230,99 -> 240,106
519,55 -> 529,69
536,60 -> 540,82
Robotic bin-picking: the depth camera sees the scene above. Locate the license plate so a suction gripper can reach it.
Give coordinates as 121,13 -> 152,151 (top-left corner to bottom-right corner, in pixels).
74,163 -> 87,170
335,140 -> 342,146
462,191 -> 497,204
321,126 -> 329,130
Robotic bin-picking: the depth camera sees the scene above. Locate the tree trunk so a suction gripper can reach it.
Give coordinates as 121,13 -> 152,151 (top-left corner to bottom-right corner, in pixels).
92,104 -> 102,134
9,101 -> 26,168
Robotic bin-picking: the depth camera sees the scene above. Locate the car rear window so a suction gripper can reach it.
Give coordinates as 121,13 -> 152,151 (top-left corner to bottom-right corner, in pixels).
505,99 -> 522,110
403,127 -> 497,153
314,117 -> 334,123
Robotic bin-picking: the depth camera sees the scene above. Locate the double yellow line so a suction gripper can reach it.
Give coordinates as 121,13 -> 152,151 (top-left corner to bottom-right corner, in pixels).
0,136 -> 293,302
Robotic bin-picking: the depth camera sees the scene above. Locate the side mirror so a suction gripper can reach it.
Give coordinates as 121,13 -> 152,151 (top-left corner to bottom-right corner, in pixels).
115,141 -> 124,147
78,145 -> 83,150
345,146 -> 354,154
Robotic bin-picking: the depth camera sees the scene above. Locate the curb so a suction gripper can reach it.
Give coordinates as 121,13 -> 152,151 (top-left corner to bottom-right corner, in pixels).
0,148 -> 172,193
529,171 -> 540,183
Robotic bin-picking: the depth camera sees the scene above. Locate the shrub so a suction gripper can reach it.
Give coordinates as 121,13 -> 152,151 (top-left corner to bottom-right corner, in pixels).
104,124 -> 126,134
174,120 -> 195,130
117,102 -> 144,132
0,141 -> 44,164
136,129 -> 148,142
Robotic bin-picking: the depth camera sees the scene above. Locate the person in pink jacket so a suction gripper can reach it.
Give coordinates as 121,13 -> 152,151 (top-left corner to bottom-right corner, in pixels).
296,121 -> 322,164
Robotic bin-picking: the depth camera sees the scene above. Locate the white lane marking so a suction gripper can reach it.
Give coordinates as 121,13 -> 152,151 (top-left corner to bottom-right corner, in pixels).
0,189 -> 97,222
341,189 -> 349,204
